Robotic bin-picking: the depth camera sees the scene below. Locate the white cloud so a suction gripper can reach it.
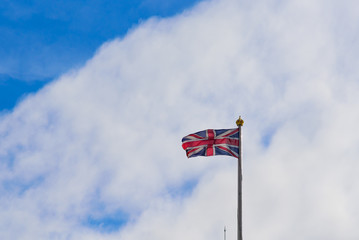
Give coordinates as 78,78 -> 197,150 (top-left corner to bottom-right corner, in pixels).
1,0 -> 359,239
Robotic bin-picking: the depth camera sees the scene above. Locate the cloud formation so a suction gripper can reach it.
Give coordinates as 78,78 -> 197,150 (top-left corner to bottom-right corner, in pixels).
1,0 -> 359,239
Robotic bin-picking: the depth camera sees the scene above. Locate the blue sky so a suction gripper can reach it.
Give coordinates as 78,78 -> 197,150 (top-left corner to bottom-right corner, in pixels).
0,0 -> 201,111
1,0 -> 359,239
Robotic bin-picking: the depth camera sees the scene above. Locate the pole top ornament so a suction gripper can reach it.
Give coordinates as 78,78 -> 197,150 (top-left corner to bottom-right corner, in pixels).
236,116 -> 244,127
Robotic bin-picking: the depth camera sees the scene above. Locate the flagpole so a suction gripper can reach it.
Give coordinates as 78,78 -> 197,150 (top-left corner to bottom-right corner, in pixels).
236,116 -> 244,240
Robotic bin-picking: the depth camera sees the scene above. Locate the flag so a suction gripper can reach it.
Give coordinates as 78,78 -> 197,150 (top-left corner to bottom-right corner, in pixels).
182,128 -> 239,158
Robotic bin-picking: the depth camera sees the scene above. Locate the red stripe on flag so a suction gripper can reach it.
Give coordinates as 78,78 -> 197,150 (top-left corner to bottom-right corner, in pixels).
182,138 -> 238,150
206,129 -> 214,156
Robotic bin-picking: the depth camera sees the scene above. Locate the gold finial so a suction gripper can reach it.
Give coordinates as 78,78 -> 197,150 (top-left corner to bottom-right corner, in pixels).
236,116 -> 244,127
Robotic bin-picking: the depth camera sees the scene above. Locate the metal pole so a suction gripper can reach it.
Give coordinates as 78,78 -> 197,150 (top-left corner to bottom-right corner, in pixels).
224,226 -> 226,240
236,116 -> 244,240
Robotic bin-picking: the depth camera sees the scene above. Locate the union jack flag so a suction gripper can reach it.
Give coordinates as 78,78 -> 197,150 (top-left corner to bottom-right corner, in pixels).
182,128 -> 239,158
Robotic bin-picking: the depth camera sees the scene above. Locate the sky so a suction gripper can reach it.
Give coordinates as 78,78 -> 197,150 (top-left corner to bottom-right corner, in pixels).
1,0 -> 359,239
0,0 -> 201,110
